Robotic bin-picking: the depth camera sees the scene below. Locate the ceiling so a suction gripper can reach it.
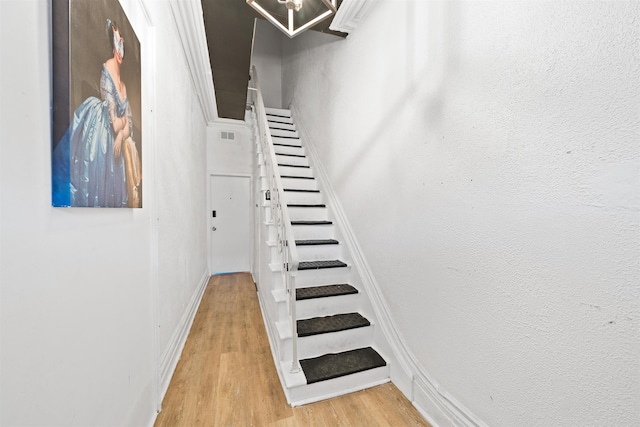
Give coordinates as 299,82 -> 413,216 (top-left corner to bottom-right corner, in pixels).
201,0 -> 346,120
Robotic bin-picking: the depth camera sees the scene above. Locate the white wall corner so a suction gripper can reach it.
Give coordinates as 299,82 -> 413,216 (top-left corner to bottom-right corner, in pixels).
329,0 -> 378,34
167,0 -> 218,124
290,105 -> 486,427
158,269 -> 210,401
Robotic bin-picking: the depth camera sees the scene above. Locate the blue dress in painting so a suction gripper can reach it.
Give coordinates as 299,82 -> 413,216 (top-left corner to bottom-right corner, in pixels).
53,65 -> 132,207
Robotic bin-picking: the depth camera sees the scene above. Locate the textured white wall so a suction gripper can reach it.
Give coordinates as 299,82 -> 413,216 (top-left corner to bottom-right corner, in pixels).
207,123 -> 254,175
152,0 -> 209,366
251,19 -> 284,108
282,1 -> 640,425
0,1 -> 208,425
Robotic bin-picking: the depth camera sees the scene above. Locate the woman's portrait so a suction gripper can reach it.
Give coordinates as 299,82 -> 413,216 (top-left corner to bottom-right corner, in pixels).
52,0 -> 142,208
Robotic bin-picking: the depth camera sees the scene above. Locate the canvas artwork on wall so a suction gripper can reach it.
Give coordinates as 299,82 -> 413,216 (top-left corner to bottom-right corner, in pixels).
52,0 -> 142,208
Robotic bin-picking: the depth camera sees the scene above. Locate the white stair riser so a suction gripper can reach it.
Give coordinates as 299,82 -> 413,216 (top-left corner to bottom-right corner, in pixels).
273,145 -> 305,156
281,178 -> 317,191
296,244 -> 343,261
284,191 -> 323,205
272,136 -> 301,146
288,366 -> 390,406
296,293 -> 362,319
280,326 -> 374,360
265,107 -> 292,117
273,292 -> 363,321
293,267 -> 351,287
277,166 -> 313,177
268,244 -> 299,263
276,154 -> 308,167
288,206 -> 328,221
268,121 -> 296,131
291,224 -> 334,240
271,128 -> 299,138
293,272 -> 352,289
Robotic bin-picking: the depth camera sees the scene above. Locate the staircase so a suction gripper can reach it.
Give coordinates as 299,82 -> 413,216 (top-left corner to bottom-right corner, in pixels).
256,106 -> 390,405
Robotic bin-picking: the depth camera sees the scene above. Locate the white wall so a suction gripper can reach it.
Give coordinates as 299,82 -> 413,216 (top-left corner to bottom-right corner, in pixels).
251,19 -> 284,108
0,1 -> 209,425
151,0 -> 209,383
205,121 -> 255,276
282,1 -> 640,426
207,122 -> 254,175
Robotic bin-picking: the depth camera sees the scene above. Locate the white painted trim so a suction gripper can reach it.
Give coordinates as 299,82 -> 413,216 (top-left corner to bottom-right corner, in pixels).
212,117 -> 251,127
167,0 -> 218,124
329,0 -> 378,34
256,283 -> 293,404
208,120 -> 253,133
291,377 -> 390,407
291,105 -> 487,427
158,269 -> 210,399
207,172 -> 253,178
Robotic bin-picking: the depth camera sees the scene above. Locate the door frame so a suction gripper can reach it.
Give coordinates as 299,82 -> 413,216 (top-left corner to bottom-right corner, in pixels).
207,172 -> 254,275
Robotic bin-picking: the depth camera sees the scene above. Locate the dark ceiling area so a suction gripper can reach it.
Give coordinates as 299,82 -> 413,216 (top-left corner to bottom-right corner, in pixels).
201,0 -> 345,121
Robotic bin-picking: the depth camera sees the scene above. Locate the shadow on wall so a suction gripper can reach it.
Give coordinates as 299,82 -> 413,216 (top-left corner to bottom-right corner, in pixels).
324,0 -> 462,188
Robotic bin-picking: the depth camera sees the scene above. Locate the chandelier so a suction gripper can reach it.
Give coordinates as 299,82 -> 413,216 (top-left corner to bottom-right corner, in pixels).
246,0 -> 338,38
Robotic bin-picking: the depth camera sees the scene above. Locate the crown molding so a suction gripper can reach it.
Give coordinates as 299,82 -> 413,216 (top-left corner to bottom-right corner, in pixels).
329,0 -> 378,34
168,0 -> 218,124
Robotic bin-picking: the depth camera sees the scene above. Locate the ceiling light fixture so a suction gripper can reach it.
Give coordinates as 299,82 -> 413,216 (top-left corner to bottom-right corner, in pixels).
247,0 -> 338,38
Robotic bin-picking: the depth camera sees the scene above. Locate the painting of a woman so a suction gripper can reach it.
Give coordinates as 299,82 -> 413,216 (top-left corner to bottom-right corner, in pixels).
66,19 -> 138,207
52,0 -> 141,208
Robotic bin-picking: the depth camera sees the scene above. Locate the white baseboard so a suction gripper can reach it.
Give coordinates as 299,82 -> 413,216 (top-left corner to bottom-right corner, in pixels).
291,106 -> 486,427
158,269 -> 210,402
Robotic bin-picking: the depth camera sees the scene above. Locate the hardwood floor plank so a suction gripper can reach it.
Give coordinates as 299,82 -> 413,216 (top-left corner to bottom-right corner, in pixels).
154,272 -> 431,427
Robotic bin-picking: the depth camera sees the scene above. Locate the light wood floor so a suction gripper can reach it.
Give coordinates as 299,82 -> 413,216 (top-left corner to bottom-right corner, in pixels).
154,272 -> 431,427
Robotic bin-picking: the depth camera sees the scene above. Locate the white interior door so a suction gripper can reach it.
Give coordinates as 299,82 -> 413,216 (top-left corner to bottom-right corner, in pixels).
209,175 -> 251,274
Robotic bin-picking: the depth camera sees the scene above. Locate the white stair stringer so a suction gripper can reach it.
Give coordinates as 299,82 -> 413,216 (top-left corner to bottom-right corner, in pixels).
254,105 -> 391,408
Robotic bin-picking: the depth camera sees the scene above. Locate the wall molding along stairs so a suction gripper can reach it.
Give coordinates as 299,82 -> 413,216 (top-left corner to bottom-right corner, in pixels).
290,105 -> 488,427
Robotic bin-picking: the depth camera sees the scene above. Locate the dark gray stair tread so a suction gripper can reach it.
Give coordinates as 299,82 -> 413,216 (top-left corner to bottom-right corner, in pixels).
270,126 -> 297,132
298,260 -> 347,270
297,312 -> 369,337
273,142 -> 302,148
275,153 -> 306,158
284,188 -> 319,193
291,220 -> 332,226
295,239 -> 339,246
278,163 -> 310,168
281,175 -> 314,180
271,135 -> 299,140
288,204 -> 326,208
266,113 -> 291,119
296,284 -> 358,301
300,347 -> 386,384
